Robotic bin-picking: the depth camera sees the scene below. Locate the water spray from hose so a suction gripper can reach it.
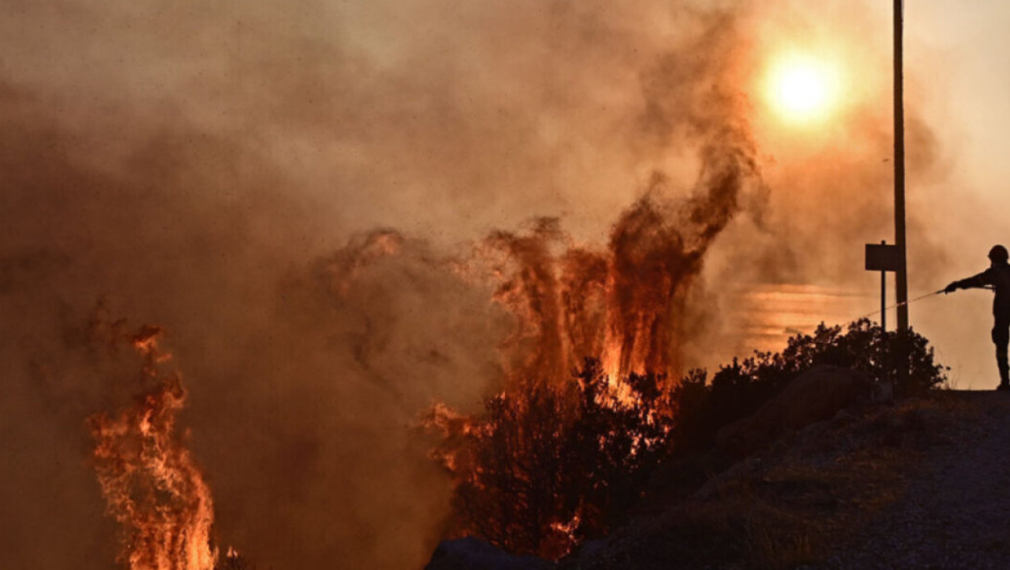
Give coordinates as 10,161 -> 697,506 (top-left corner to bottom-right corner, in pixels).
861,285 -> 994,321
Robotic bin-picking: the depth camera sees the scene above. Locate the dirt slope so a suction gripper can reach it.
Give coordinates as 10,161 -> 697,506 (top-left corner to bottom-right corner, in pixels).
563,390 -> 1010,570
822,392 -> 1010,569
430,390 -> 1010,570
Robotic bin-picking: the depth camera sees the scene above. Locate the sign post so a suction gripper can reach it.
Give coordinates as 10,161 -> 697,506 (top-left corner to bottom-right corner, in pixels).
866,240 -> 901,401
865,241 -> 901,330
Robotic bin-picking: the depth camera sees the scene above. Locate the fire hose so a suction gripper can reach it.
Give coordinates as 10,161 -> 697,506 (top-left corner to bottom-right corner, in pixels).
860,285 -> 994,321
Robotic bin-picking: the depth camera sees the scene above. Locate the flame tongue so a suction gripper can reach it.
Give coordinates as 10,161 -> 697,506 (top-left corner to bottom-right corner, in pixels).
484,189 -> 722,388
90,327 -> 217,570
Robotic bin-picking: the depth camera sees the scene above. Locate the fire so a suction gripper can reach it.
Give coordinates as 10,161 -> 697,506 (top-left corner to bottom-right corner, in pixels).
422,139 -> 757,557
89,326 -> 218,570
482,178 -> 738,391
330,53 -> 760,555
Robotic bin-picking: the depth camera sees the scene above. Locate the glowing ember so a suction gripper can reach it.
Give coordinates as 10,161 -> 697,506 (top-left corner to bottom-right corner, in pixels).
89,326 -> 218,570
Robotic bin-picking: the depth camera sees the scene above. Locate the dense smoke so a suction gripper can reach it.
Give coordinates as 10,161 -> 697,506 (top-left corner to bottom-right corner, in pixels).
0,0 -> 957,569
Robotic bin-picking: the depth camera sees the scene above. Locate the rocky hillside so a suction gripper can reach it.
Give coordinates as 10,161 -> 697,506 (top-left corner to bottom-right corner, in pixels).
429,368 -> 1005,569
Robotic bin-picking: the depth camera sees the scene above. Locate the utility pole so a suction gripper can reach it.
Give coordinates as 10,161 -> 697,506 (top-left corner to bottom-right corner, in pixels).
894,0 -> 909,333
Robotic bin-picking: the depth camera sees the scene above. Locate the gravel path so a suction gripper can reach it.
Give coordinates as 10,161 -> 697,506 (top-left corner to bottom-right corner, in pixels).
824,392 -> 1010,569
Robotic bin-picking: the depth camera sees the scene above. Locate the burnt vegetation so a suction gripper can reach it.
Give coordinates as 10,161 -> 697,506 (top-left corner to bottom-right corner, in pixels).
428,319 -> 948,560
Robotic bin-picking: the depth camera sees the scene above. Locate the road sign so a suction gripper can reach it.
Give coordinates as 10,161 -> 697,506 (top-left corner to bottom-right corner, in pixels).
865,243 -> 901,272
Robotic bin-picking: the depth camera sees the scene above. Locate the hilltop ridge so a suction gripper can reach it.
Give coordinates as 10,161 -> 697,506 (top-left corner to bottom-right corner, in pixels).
430,385 -> 1010,569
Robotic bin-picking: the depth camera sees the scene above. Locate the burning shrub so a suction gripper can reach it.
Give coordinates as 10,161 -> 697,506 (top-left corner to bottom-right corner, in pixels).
87,321 -> 254,570
89,326 -> 218,570
428,359 -> 675,559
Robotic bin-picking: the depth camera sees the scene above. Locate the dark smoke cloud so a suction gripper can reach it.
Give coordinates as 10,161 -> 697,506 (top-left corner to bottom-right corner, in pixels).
0,0 -> 958,568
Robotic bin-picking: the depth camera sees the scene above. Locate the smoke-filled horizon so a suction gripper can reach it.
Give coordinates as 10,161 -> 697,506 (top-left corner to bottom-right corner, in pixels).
0,0 -> 977,568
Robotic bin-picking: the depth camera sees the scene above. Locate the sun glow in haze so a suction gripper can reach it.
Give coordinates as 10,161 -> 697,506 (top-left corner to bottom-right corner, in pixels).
765,53 -> 841,125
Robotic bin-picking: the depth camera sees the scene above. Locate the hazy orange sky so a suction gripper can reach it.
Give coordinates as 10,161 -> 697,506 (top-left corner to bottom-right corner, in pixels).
5,1 -> 1010,568
791,1 -> 1010,388
896,1 -> 1010,388
711,1 -> 1010,388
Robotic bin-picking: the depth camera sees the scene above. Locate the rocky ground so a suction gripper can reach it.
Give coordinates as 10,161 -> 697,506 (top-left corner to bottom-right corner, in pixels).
821,392 -> 1010,569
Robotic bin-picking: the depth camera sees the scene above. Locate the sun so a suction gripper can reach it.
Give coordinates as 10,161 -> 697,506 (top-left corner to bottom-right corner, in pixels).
764,53 -> 841,125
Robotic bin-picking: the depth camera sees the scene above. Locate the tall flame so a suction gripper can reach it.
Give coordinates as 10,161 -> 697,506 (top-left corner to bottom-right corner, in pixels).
482,175 -> 749,388
89,325 -> 218,570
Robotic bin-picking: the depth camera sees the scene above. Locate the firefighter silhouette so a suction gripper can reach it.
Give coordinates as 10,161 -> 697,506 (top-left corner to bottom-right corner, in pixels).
945,245 -> 1010,391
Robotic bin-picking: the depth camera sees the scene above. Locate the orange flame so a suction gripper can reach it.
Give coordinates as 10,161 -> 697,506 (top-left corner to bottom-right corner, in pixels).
481,192 -> 709,391
89,326 -> 218,570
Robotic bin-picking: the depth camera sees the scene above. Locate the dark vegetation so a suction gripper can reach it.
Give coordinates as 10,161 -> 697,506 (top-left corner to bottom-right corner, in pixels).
671,319 -> 947,454
215,553 -> 253,570
429,359 -> 676,559
430,319 -> 949,560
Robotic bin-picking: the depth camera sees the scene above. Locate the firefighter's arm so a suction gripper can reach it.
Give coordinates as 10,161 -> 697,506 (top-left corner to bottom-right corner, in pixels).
945,270 -> 992,293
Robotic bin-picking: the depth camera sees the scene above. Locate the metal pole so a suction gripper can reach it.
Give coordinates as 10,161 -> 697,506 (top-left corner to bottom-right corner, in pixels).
894,0 -> 909,333
893,0 -> 909,396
